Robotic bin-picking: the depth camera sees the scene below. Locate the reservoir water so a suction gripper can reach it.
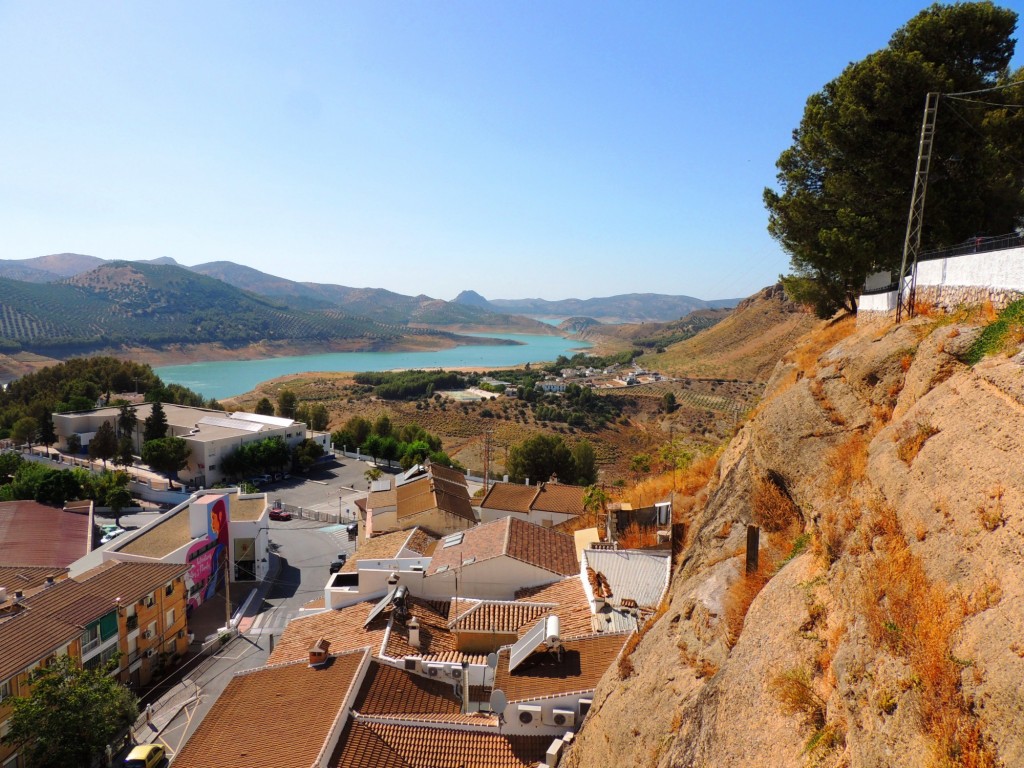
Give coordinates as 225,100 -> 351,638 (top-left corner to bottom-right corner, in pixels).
155,333 -> 591,400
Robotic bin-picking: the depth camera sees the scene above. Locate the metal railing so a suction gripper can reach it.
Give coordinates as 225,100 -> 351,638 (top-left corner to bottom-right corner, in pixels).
918,231 -> 1024,262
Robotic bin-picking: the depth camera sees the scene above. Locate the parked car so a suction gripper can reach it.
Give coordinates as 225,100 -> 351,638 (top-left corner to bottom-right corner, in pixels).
100,526 -> 126,544
269,506 -> 292,521
346,522 -> 358,536
329,554 -> 347,574
124,743 -> 166,768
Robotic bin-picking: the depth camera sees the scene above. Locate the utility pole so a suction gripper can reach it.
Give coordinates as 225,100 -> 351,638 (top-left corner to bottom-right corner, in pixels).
223,551 -> 232,633
897,92 -> 940,323
482,431 -> 491,495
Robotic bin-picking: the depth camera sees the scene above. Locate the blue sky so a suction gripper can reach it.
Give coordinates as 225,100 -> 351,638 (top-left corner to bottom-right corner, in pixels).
1,1 -> 1018,302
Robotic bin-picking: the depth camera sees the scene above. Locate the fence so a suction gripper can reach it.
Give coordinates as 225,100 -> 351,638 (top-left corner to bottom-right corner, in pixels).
278,501 -> 356,525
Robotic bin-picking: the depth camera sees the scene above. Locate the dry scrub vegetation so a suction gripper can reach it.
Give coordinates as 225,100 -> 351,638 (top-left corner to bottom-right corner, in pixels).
860,503 -> 994,767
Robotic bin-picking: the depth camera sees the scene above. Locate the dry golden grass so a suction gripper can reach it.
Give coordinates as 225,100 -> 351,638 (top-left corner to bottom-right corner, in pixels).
770,667 -> 826,729
860,502 -> 994,767
976,486 -> 1006,532
618,595 -> 670,679
828,433 -> 868,491
785,315 -> 856,377
896,422 -> 940,465
617,521 -> 662,549
813,499 -> 861,566
752,476 -> 801,533
723,555 -> 775,647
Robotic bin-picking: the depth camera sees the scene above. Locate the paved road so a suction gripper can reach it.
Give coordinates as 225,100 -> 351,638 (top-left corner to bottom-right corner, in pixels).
151,519 -> 356,760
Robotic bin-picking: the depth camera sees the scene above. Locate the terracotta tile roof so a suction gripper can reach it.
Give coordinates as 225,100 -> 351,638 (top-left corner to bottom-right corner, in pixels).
368,486 -> 398,509
514,578 -> 595,638
479,482 -> 586,517
303,596 -> 326,610
268,599 -> 390,665
385,599 -> 473,662
0,501 -> 90,567
479,483 -> 538,514
331,721 -> 551,768
531,483 -> 585,516
396,475 -> 476,524
0,561 -> 187,681
449,601 -> 556,634
0,566 -> 69,593
493,632 -> 630,703
172,649 -> 368,768
404,528 -> 438,557
427,517 -> 577,578
354,659 -> 462,717
425,461 -> 470,487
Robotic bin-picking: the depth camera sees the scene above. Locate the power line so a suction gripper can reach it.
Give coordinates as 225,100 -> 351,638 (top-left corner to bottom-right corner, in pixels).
946,79 -> 1024,98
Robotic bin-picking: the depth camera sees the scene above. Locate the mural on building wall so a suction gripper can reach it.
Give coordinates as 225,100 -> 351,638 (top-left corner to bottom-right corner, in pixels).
184,495 -> 230,613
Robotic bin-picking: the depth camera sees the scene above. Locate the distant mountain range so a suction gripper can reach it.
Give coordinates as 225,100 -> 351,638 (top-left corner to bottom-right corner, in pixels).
0,253 -> 739,356
453,289 -> 739,324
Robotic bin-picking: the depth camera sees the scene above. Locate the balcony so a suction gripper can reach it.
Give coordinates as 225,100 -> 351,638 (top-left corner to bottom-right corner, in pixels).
126,615 -> 139,631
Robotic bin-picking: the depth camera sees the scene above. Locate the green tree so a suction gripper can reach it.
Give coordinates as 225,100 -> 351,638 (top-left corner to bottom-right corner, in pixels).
765,2 -> 1023,317
662,392 -> 677,414
1,654 -> 138,768
629,453 -> 652,484
38,411 -> 57,450
88,421 -> 118,469
11,416 -> 38,449
107,486 -> 133,527
309,403 -> 330,431
292,438 -> 325,472
65,433 -> 82,455
364,466 -> 383,485
373,414 -> 392,438
114,436 -> 135,469
142,400 -> 168,442
506,433 -> 577,485
0,452 -> 24,480
572,439 -> 598,485
116,403 -> 138,441
35,470 -> 81,507
277,389 -> 298,419
361,434 -> 384,465
142,437 -> 191,479
254,397 -> 275,416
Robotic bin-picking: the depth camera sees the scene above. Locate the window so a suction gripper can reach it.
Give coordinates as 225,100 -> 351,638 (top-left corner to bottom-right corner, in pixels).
165,608 -> 175,627
0,678 -> 10,702
165,583 -> 174,597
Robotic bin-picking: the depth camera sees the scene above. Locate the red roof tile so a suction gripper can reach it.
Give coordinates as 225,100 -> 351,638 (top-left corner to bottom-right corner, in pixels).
173,649 -> 368,768
493,632 -> 629,703
0,500 -> 90,567
427,518 -> 578,578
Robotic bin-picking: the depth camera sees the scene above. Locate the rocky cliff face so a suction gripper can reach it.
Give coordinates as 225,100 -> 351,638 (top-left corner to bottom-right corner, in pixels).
563,313 -> 1024,768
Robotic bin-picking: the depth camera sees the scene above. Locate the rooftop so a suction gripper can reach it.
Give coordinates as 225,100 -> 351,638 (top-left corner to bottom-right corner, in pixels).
0,566 -> 69,594
0,500 -> 91,567
479,481 -> 586,518
582,548 -> 671,609
427,517 -> 578,578
514,578 -> 596,638
172,649 -> 368,768
493,632 -> 630,703
339,528 -> 436,575
268,599 -> 391,665
330,720 -> 550,768
0,561 -> 187,681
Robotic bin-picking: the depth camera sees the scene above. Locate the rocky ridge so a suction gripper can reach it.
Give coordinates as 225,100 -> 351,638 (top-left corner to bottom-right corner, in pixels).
563,312 -> 1024,767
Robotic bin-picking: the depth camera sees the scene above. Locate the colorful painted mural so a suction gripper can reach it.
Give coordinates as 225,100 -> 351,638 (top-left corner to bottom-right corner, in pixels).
184,495 -> 229,612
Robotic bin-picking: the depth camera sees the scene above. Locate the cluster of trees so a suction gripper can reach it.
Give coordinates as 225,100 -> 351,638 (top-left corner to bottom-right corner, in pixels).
506,434 -> 598,486
766,2 -> 1024,317
218,435 -> 325,479
331,415 -> 455,469
352,370 -> 466,400
0,453 -> 133,512
0,356 -> 216,443
253,391 -> 330,430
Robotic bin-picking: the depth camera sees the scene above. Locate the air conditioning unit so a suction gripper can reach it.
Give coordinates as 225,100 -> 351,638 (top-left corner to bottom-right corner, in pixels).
426,663 -> 443,678
144,649 -> 155,659
177,630 -> 185,639
404,658 -> 418,671
449,666 -> 463,680
142,630 -> 153,639
578,698 -> 593,720
546,708 -> 575,728
518,704 -> 542,725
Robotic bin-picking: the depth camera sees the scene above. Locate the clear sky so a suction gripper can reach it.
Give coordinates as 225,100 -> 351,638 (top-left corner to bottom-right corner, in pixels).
1,1 -> 1018,302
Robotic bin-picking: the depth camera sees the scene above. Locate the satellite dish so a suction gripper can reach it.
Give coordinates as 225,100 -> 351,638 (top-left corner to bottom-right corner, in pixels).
489,689 -> 507,717
486,652 -> 498,670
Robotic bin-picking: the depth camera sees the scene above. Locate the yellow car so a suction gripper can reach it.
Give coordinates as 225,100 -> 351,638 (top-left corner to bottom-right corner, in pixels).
124,744 -> 166,768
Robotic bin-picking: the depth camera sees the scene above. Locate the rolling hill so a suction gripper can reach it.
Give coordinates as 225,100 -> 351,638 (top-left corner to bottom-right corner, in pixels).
0,261 -> 494,355
453,290 -> 740,323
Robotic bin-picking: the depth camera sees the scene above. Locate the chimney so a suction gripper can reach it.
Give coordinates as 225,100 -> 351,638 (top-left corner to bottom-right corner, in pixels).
45,576 -> 55,588
308,636 -> 331,667
407,616 -> 420,650
14,590 -> 24,601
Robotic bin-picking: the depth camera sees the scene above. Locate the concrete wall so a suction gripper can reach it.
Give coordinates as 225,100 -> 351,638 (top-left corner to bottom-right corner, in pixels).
858,245 -> 1024,317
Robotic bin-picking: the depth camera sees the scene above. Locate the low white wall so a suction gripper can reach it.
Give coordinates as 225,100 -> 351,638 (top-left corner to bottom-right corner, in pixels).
858,290 -> 898,313
916,246 -> 1024,289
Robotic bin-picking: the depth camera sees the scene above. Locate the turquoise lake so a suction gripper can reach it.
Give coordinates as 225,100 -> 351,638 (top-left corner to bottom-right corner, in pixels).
155,333 -> 591,400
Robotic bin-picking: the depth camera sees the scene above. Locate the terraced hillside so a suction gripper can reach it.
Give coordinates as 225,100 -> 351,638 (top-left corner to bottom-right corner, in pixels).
0,262 -> 477,355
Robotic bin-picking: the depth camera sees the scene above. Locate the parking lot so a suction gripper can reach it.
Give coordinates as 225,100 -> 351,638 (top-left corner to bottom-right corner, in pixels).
248,453 -> 395,516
